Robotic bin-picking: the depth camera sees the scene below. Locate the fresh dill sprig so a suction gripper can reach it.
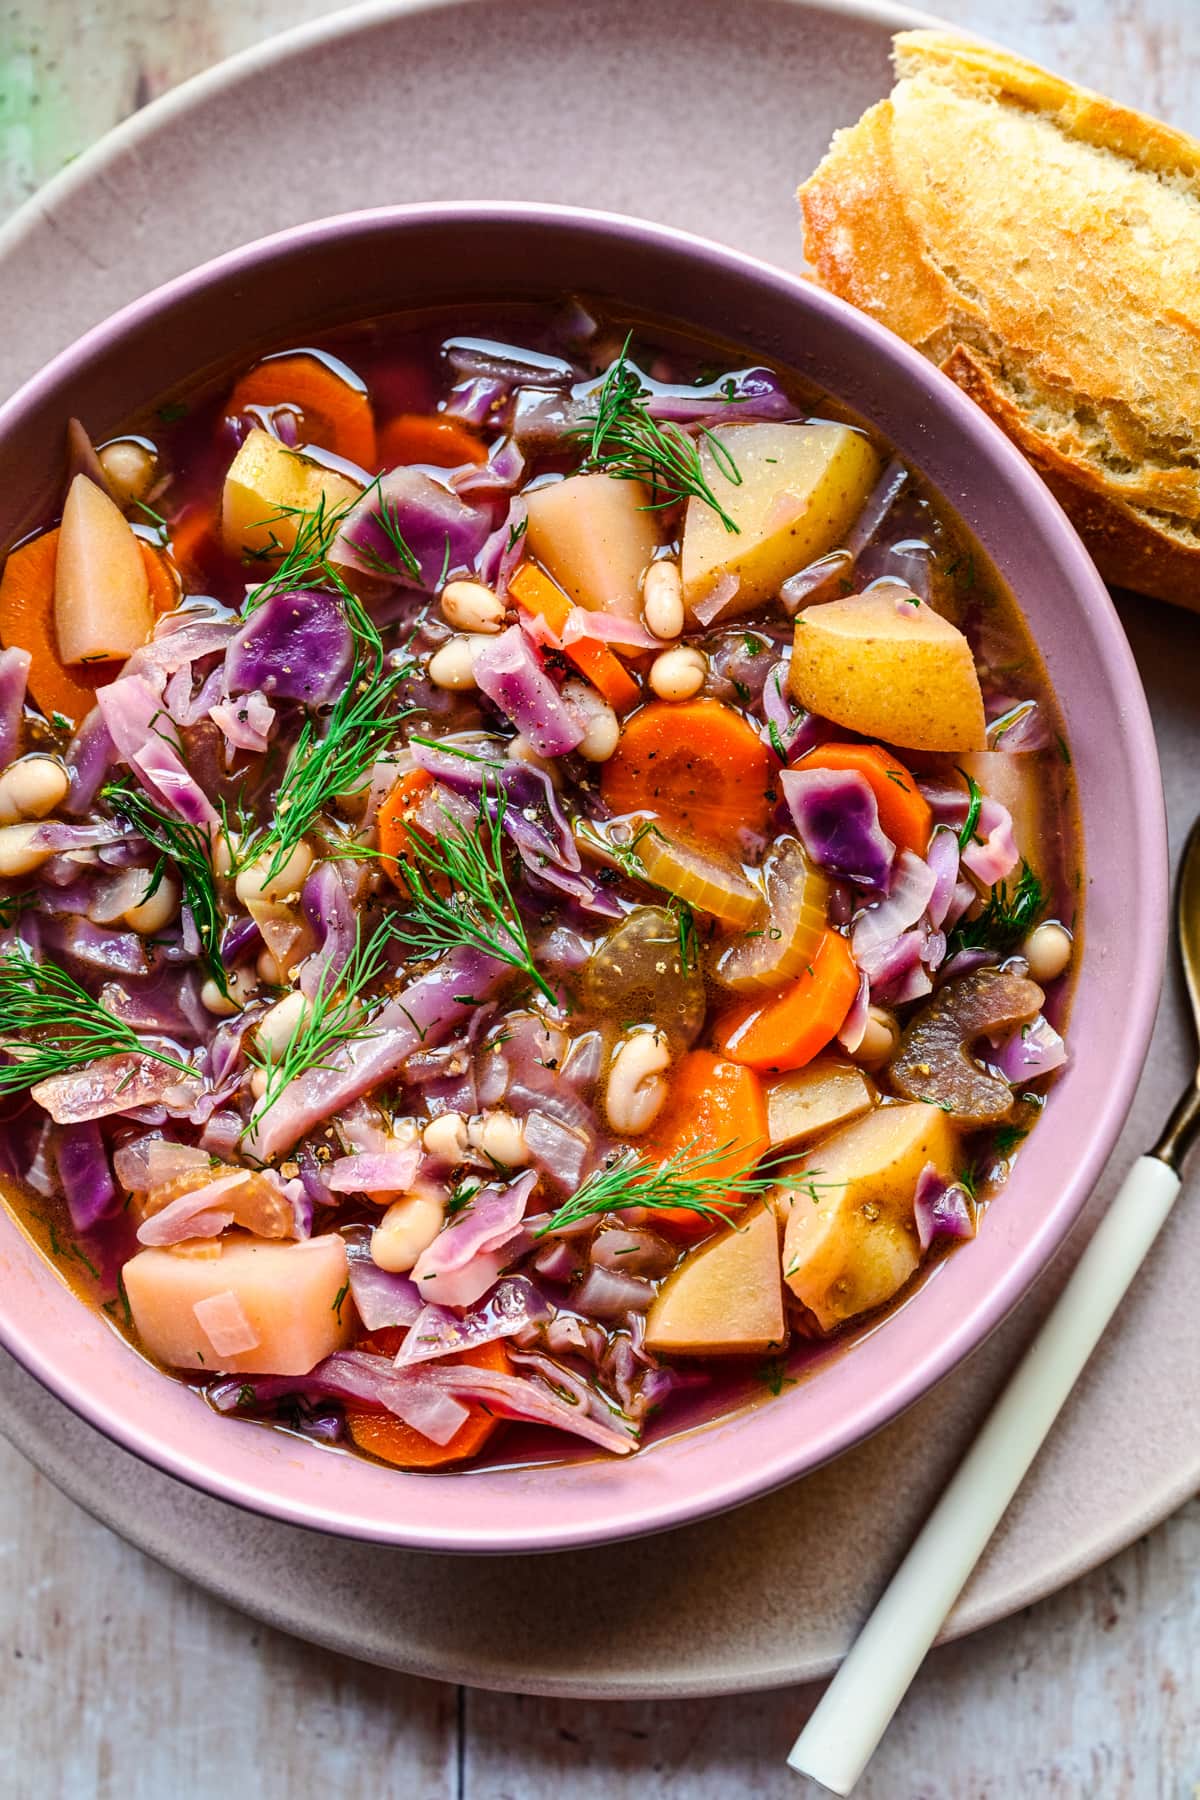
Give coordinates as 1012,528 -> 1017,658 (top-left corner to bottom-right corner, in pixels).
390,784 -> 553,1002
240,485 -> 385,662
956,768 -> 983,850
446,1176 -> 482,1218
535,1139 -> 773,1237
0,945 -> 193,1094
246,916 -> 399,1126
947,861 -> 1046,958
103,780 -> 228,991
244,652 -> 414,880
574,340 -> 743,532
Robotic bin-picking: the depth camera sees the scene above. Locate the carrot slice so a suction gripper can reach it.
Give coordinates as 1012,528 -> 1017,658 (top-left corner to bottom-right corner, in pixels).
140,540 -> 178,617
0,528 -> 114,724
378,768 -> 434,887
645,1050 -> 769,1237
794,742 -> 931,855
601,698 -> 779,844
227,352 -> 377,470
715,929 -> 860,1073
345,1339 -> 510,1469
166,501 -> 224,589
508,562 -> 641,713
378,412 -> 488,470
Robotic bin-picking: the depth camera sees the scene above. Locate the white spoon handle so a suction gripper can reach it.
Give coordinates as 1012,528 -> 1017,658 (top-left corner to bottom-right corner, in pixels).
788,1154 -> 1182,1795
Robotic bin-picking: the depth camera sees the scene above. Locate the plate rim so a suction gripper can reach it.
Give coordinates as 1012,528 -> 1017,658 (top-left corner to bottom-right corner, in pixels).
0,0 -> 1190,1694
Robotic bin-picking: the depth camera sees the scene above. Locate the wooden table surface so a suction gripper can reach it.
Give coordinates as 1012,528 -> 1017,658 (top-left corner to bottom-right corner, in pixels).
1,2 -> 1197,1795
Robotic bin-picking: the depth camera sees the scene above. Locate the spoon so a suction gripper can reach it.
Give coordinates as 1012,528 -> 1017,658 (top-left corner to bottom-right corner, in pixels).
788,820 -> 1200,1794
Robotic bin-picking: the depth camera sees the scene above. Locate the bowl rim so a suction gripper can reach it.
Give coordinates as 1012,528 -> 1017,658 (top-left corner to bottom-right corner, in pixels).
0,201 -> 1168,1551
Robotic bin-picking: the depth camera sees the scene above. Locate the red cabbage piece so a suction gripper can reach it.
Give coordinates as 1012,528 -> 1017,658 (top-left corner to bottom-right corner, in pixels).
345,1234 -> 423,1331
422,1354 -> 636,1455
473,626 -> 584,758
210,1351 -> 471,1445
779,551 -> 855,614
851,850 -> 937,974
961,796 -> 1019,888
31,1053 -> 200,1124
326,1144 -> 422,1194
446,337 -> 576,388
54,1120 -> 117,1232
443,374 -> 508,427
913,1163 -> 976,1253
299,860 -> 359,998
782,766 -> 896,890
225,590 -> 354,705
394,1275 -> 549,1368
0,647 -> 31,764
643,366 -> 797,425
573,1264 -> 655,1320
926,825 -> 961,930
836,967 -> 871,1054
410,1169 -> 538,1308
409,737 -> 580,875
333,468 -> 491,590
97,674 -> 218,827
989,1014 -> 1068,1082
64,711 -> 116,814
243,946 -> 508,1160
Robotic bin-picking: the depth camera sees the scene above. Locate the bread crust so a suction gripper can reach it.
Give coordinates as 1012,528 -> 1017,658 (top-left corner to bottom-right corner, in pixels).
798,29 -> 1200,610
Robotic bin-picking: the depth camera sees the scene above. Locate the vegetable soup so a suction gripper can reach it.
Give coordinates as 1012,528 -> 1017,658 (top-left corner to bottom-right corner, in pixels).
0,300 -> 1078,1470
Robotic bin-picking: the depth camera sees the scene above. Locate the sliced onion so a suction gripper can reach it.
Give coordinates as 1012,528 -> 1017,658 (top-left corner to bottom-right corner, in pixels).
713,836 -> 828,993
574,1265 -> 655,1319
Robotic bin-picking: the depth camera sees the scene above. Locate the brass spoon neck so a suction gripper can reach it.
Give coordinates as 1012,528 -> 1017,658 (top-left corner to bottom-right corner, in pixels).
1150,1077 -> 1200,1175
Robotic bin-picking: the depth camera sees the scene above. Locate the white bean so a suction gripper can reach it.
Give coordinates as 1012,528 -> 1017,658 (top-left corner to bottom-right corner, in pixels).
1022,921 -> 1073,984
0,756 -> 69,825
0,822 -> 53,877
371,1192 -> 447,1273
649,645 -> 706,701
233,838 -> 313,907
122,870 -> 181,935
256,949 -> 285,985
423,1111 -> 469,1161
98,438 -> 158,511
254,989 -> 311,1058
642,560 -> 685,640
428,634 -> 489,691
200,966 -> 258,1017
468,1109 -> 529,1167
606,1029 -> 671,1135
857,1005 -> 900,1067
561,678 -> 619,763
211,830 -> 241,878
440,579 -> 505,635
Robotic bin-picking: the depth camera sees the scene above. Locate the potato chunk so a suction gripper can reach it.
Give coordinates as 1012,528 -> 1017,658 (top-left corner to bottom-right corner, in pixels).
123,1231 -> 353,1374
644,1203 -> 785,1356
55,474 -> 152,664
788,586 -> 986,752
523,472 -> 660,619
765,1057 -> 876,1151
222,427 -> 362,559
681,422 -> 880,620
779,1102 -> 958,1331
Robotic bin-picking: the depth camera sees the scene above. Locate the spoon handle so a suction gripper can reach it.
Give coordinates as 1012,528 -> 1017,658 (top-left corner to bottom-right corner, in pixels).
788,1154 -> 1181,1796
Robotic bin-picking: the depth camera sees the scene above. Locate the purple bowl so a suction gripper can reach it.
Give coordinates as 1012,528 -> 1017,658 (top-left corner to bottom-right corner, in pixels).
0,205 -> 1166,1551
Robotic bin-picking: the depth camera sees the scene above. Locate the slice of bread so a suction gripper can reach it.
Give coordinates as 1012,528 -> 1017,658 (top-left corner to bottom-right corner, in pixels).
798,30 -> 1200,608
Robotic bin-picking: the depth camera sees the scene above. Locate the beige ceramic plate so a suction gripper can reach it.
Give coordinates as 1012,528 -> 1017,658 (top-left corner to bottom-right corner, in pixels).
0,0 -> 1196,1697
